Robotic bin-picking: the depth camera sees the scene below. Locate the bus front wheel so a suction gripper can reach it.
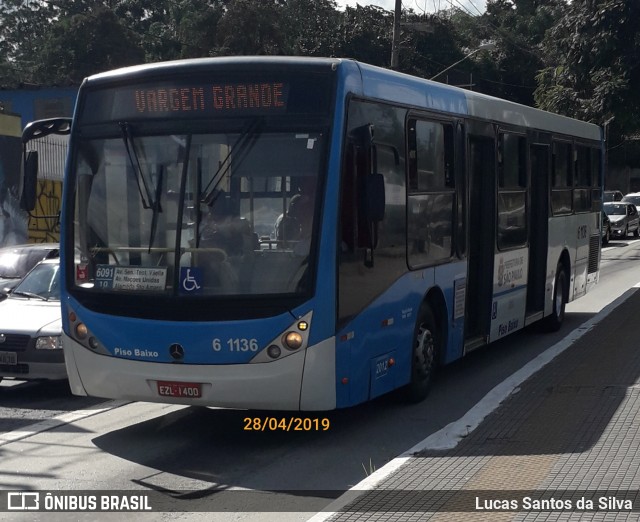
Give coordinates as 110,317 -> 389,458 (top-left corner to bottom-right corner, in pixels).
403,306 -> 439,402
544,265 -> 567,332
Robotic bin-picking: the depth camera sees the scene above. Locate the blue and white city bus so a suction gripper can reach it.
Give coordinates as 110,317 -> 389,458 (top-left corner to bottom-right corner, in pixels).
29,57 -> 602,410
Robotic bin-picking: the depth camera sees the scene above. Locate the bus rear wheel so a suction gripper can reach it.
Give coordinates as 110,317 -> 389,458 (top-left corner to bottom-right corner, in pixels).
403,306 -> 439,402
544,265 -> 567,332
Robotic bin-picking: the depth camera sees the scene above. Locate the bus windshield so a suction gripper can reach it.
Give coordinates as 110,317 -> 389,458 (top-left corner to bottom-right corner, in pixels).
72,123 -> 324,298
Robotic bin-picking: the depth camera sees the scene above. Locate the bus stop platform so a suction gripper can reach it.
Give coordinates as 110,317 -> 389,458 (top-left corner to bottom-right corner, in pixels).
310,287 -> 640,521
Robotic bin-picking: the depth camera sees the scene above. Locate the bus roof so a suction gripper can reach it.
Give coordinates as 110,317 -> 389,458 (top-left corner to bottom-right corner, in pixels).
352,60 -> 602,141
82,56 -> 602,142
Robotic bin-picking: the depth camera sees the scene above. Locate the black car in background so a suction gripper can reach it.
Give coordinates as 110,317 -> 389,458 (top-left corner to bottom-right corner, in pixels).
604,190 -> 624,202
0,243 -> 60,300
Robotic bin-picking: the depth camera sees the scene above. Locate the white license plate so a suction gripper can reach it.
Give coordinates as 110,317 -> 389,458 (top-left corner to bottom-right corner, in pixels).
0,351 -> 17,365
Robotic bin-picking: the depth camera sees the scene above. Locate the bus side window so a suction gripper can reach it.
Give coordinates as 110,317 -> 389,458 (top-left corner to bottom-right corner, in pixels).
407,118 -> 455,268
340,127 -> 380,255
497,133 -> 527,250
551,141 -> 573,215
340,144 -> 358,253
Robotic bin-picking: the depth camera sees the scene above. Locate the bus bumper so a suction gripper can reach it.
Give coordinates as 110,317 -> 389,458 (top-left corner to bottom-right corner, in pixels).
63,335 -> 336,411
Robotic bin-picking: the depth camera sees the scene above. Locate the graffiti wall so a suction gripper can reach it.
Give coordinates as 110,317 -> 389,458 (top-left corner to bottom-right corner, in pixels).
25,133 -> 67,243
28,179 -> 62,242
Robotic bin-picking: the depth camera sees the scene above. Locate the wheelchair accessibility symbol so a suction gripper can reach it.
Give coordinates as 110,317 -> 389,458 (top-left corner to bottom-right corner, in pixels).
180,267 -> 202,294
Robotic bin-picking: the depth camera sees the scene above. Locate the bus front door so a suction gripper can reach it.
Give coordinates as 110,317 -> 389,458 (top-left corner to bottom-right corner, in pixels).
526,144 -> 550,317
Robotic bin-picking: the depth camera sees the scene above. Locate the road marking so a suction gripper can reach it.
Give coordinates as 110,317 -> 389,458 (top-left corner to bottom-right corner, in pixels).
306,286 -> 639,522
0,379 -> 27,388
0,400 -> 128,447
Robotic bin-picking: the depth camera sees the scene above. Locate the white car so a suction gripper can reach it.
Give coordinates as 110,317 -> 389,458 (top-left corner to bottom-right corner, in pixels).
603,202 -> 640,238
0,259 -> 65,383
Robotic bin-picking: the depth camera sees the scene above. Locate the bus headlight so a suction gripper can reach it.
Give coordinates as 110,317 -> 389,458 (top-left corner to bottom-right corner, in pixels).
36,336 -> 62,350
250,311 -> 313,363
75,322 -> 88,339
66,305 -> 110,355
283,332 -> 303,350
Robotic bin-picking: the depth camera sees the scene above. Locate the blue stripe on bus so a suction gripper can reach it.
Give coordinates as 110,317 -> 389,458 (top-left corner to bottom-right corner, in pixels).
334,259 -> 466,408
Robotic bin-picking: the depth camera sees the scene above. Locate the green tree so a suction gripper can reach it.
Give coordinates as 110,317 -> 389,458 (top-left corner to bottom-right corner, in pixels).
398,11 -> 479,84
117,0 -> 226,61
335,5 -> 393,67
282,0 -> 341,57
535,0 -> 640,133
474,0 -> 566,105
36,5 -> 144,84
216,0 -> 288,55
0,0 -> 58,85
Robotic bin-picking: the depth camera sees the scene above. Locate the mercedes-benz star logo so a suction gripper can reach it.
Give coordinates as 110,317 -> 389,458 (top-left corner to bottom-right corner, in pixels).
169,343 -> 184,360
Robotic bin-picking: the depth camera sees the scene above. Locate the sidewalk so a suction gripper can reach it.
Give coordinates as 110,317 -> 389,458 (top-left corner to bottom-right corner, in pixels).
312,288 -> 640,521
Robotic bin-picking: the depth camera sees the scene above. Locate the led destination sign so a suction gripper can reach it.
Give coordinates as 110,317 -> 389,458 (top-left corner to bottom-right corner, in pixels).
133,82 -> 287,115
81,72 -> 333,124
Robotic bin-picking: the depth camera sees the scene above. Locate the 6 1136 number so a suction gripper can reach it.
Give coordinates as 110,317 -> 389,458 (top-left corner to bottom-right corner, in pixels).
212,338 -> 259,352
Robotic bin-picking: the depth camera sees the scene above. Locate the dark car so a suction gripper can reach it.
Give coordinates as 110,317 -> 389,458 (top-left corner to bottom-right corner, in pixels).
0,243 -> 60,300
604,190 -> 624,202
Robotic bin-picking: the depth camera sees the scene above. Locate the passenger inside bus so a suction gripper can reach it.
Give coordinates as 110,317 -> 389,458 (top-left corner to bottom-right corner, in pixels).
197,191 -> 255,293
274,178 -> 315,244
200,192 -> 241,254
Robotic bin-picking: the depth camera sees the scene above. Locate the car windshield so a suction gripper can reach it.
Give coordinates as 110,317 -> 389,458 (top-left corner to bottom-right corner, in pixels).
604,203 -> 627,216
12,262 -> 60,300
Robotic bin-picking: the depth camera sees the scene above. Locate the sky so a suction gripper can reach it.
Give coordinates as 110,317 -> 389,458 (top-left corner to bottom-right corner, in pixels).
336,0 -> 487,16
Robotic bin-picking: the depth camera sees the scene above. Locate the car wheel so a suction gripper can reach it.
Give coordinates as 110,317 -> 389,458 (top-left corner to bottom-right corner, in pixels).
544,265 -> 567,332
402,305 -> 440,403
603,227 -> 610,245
625,225 -> 629,238
634,226 -> 639,238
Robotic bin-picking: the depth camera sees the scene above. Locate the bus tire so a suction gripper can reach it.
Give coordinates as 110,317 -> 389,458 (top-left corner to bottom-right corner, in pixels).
403,305 -> 439,403
544,265 -> 567,332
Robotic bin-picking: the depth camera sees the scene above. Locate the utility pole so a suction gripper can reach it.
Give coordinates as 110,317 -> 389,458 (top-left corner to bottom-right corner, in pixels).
390,0 -> 401,69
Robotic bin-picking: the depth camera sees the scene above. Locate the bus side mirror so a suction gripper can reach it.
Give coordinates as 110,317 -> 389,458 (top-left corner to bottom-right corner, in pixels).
21,150 -> 38,212
365,173 -> 385,222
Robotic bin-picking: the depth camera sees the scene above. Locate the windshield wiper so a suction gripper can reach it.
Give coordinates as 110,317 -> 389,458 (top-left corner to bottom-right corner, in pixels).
119,122 -> 166,253
147,165 -> 165,253
12,291 -> 48,301
119,122 -> 157,210
201,118 -> 263,205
